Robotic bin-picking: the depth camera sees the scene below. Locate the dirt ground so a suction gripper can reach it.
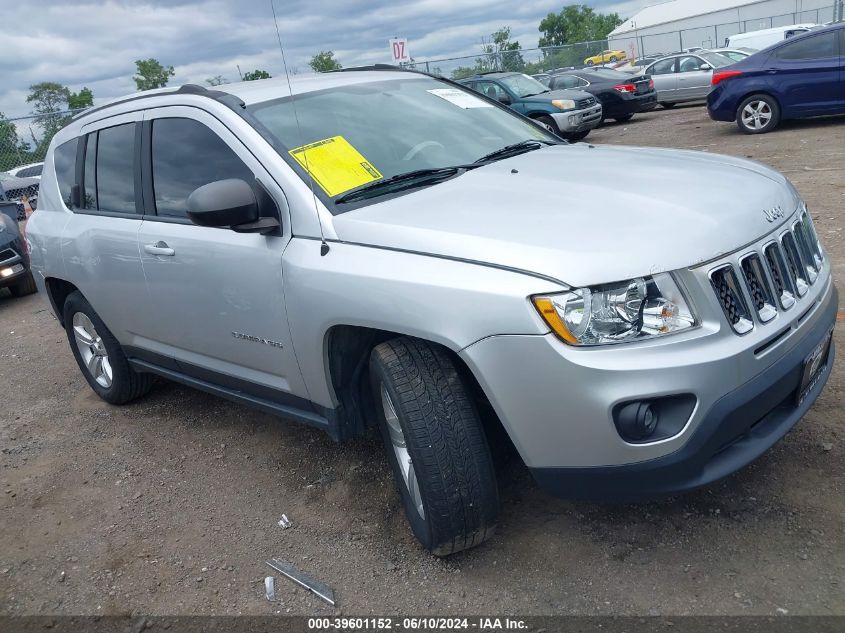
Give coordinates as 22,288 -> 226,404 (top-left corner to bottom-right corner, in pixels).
1,104 -> 844,617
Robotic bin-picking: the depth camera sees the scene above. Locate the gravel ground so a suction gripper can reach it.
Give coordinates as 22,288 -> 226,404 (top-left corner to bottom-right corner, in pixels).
1,104 -> 844,617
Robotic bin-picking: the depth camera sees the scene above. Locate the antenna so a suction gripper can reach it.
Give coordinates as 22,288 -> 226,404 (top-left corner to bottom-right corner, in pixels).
270,0 -> 330,256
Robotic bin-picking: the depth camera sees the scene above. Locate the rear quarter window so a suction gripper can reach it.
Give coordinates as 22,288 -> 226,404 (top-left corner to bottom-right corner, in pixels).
53,139 -> 78,209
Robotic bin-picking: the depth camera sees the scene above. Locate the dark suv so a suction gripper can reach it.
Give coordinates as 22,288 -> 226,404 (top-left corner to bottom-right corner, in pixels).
457,72 -> 603,141
0,207 -> 36,297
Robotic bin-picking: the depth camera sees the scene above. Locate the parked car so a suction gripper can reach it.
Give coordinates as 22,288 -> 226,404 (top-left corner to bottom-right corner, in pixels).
457,72 -> 602,141
6,162 -> 44,180
548,68 -> 657,122
0,172 -> 39,220
0,210 -> 37,297
707,47 -> 757,62
584,50 -> 627,65
27,70 -> 836,556
531,73 -> 552,87
708,23 -> 845,134
727,23 -> 816,51
614,57 -> 660,73
644,51 -> 734,107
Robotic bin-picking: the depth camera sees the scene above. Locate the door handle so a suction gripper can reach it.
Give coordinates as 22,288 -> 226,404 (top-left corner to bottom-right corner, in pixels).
144,241 -> 175,256
765,69 -> 778,74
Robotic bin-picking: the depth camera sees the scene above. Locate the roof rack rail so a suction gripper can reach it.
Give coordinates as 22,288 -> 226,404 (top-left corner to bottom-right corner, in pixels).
71,83 -> 245,121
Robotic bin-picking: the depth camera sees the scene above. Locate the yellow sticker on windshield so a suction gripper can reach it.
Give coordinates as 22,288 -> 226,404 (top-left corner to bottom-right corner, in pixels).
288,136 -> 383,197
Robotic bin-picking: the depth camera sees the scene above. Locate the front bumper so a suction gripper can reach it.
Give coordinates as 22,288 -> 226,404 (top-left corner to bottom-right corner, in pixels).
532,286 -> 836,500
0,244 -> 28,288
461,268 -> 837,500
550,104 -> 603,132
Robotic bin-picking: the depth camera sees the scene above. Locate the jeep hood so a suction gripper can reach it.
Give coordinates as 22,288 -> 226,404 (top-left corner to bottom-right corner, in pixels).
331,144 -> 800,288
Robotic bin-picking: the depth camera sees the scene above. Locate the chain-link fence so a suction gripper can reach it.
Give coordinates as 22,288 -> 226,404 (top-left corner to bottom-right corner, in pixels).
0,109 -> 86,221
406,40 -> 612,79
412,4 -> 840,79
614,5 -> 838,58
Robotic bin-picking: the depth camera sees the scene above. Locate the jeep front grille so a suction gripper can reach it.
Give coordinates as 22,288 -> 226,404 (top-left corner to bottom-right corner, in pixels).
710,266 -> 753,334
709,208 -> 824,335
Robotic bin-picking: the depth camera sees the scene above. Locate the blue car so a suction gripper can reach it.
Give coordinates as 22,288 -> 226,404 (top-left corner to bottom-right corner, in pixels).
708,23 -> 845,134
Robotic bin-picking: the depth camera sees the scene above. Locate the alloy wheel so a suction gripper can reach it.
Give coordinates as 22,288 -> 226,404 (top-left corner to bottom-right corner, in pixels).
380,384 -> 425,519
72,312 -> 113,388
741,100 -> 773,131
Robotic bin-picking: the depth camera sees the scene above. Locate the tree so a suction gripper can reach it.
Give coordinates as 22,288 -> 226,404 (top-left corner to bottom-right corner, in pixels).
242,69 -> 271,81
67,87 -> 94,110
133,58 -> 175,91
205,75 -> 227,86
482,26 -> 525,72
309,51 -> 341,73
538,4 -> 623,47
26,82 -> 71,141
0,113 -> 31,171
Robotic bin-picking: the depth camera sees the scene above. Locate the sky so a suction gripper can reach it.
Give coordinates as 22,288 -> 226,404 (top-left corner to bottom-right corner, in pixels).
2,0 -> 653,122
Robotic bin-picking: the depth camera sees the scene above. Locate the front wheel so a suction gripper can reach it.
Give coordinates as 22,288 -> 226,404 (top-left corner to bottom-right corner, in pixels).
736,94 -> 780,134
609,55 -> 618,62
586,60 -> 594,66
536,115 -> 560,137
369,337 -> 499,556
565,130 -> 590,142
615,114 -> 634,122
660,102 -> 676,109
8,271 -> 37,297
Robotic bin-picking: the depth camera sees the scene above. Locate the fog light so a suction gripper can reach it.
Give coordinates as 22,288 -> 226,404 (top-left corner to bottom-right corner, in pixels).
616,401 -> 658,441
1,267 -> 13,278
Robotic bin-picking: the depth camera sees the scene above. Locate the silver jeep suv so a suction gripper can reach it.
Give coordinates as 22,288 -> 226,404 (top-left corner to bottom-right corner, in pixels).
27,68 -> 836,555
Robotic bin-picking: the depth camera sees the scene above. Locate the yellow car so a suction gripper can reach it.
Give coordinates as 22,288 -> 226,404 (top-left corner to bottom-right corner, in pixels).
584,50 -> 627,66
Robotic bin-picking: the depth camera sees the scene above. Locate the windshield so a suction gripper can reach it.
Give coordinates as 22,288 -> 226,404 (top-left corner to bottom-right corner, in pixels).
699,52 -> 735,67
247,77 -> 557,211
497,74 -> 549,97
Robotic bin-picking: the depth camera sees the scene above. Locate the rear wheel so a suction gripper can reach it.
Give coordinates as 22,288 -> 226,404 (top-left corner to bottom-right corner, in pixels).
63,291 -> 153,405
660,102 -> 676,109
586,60 -> 594,66
609,55 -> 619,62
369,337 -> 499,556
736,94 -> 780,134
8,271 -> 37,297
615,113 -> 634,122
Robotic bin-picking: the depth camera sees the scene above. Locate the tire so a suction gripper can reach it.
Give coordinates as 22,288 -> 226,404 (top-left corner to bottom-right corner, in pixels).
615,114 -> 634,122
609,55 -> 618,62
8,271 -> 37,297
536,115 -> 561,137
369,337 -> 499,556
63,291 -> 153,405
565,130 -> 590,142
660,102 -> 676,109
736,93 -> 780,134
586,60 -> 594,66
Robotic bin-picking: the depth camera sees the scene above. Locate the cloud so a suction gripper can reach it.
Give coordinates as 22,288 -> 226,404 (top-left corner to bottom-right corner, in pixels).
2,0 -> 648,121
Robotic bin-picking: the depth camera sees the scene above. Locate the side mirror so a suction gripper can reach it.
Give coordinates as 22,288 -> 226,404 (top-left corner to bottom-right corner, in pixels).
700,63 -> 712,71
187,178 -> 279,234
498,93 -> 512,105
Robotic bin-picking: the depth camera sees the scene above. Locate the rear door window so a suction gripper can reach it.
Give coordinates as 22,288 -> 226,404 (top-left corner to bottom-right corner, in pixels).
775,32 -> 838,60
150,117 -> 253,218
52,139 -> 77,209
95,123 -> 137,214
649,58 -> 676,75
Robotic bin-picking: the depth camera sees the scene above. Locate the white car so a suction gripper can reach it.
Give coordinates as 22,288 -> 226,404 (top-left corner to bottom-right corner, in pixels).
706,47 -> 757,62
5,162 -> 44,180
727,24 -> 815,50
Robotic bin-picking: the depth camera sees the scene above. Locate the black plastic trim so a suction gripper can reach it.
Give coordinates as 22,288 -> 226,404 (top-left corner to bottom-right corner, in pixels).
123,345 -> 343,439
530,284 -> 838,502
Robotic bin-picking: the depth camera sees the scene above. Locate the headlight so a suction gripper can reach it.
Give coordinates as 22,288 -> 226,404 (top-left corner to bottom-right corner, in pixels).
533,273 -> 696,346
0,222 -> 5,233
552,99 -> 576,111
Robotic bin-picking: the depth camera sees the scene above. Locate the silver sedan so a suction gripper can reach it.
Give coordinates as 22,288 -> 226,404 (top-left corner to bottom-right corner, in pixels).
644,52 -> 734,107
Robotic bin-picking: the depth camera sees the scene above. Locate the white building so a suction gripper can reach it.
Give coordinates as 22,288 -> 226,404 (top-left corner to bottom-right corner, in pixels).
608,0 -> 838,56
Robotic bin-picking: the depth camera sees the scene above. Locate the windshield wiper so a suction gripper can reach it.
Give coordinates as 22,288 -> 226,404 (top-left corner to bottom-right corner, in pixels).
522,90 -> 551,97
334,165 -> 479,204
473,139 -> 558,165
